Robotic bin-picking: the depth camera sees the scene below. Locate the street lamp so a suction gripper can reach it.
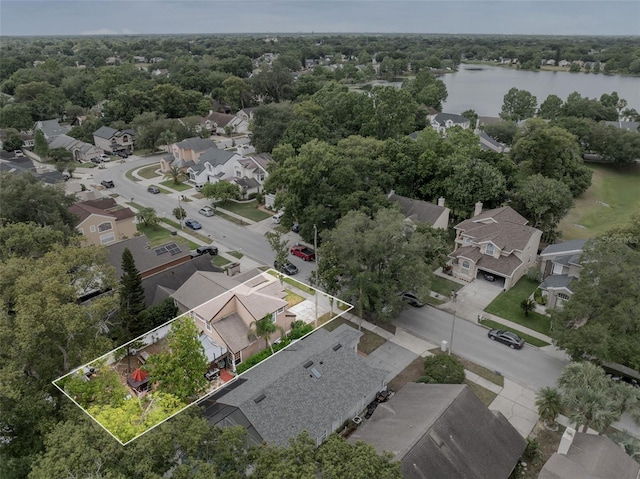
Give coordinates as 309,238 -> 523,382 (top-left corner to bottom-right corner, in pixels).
177,194 -> 185,229
314,224 -> 319,328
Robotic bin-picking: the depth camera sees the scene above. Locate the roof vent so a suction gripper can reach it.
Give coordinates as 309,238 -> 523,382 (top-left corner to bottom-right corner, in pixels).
303,360 -> 314,369
332,343 -> 342,351
254,394 -> 266,404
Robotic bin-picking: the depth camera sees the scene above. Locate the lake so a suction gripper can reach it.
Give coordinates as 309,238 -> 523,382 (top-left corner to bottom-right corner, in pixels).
362,65 -> 640,117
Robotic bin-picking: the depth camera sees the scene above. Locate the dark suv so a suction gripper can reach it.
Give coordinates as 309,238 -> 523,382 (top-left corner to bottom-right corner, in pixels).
100,180 -> 115,188
274,260 -> 298,276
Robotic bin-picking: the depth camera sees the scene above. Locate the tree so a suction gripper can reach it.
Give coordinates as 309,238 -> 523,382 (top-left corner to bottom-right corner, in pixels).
500,87 -> 537,122
551,241 -> 640,370
417,354 -> 465,384
482,120 -> 518,145
319,208 -> 435,323
173,206 -> 186,222
2,129 -> 24,151
535,386 -> 563,428
248,313 -> 285,355
0,222 -> 67,261
265,230 -> 289,274
520,298 -> 536,317
222,75 -> 250,109
33,129 -> 49,160
145,317 -> 209,402
250,101 -> 295,153
157,130 -> 177,153
511,174 -> 574,243
163,165 -> 186,185
200,181 -> 241,206
135,206 -> 159,228
119,248 -> 146,340
461,109 -> 478,129
49,147 -> 72,163
0,103 -> 33,130
538,94 -> 564,120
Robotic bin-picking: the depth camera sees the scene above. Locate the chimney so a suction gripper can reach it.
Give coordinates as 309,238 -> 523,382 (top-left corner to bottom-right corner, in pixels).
209,109 -> 213,116
437,197 -> 445,207
388,189 -> 395,199
474,201 -> 483,217
557,427 -> 576,455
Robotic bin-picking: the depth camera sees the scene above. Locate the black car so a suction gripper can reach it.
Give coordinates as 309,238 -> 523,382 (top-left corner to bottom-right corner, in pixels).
147,186 -> 160,194
91,157 -> 102,164
190,245 -> 218,257
274,260 -> 298,276
184,219 -> 202,230
100,180 -> 115,188
401,292 -> 424,307
116,151 -> 129,158
487,329 -> 525,349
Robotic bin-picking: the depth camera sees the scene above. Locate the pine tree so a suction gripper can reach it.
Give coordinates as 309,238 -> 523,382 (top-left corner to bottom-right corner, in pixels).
119,248 -> 146,340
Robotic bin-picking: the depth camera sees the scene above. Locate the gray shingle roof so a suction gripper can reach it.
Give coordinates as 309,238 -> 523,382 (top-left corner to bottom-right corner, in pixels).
213,324 -> 389,446
93,126 -> 118,139
455,207 -> 538,252
389,193 -> 448,226
540,239 -> 588,257
37,119 -> 70,139
540,274 -> 575,291
176,137 -> 217,152
199,147 -> 235,166
105,235 -> 191,278
349,383 -> 526,479
172,271 -> 242,311
432,112 -> 469,125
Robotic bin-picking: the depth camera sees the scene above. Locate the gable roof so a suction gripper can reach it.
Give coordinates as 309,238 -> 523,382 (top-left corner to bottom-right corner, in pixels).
93,126 -> 118,139
349,383 -> 526,479
248,152 -> 273,172
388,192 -> 448,226
540,274 -> 576,292
455,207 -> 538,252
205,112 -> 235,127
210,324 -> 389,445
175,137 -> 217,152
172,270 -> 244,311
198,147 -> 236,167
105,235 -> 191,278
540,239 -> 588,257
539,432 -> 640,479
432,112 -> 469,125
69,198 -> 135,225
36,119 -> 70,139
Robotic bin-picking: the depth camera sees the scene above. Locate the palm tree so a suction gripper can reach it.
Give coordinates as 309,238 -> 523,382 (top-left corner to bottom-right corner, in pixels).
135,207 -> 159,228
535,386 -> 563,429
558,361 -> 609,391
157,130 -> 177,153
247,313 -> 285,354
564,385 -> 620,433
163,166 -> 186,185
520,298 -> 536,317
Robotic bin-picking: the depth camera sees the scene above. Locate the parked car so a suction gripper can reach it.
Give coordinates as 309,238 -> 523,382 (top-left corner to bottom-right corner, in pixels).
14,150 -> 24,158
90,157 -> 102,164
147,186 -> 160,194
184,219 -> 202,230
487,329 -> 525,349
100,180 -> 115,188
203,368 -> 220,382
401,292 -> 424,307
482,272 -> 496,282
290,245 -> 315,261
190,245 -> 218,257
198,206 -> 215,217
274,260 -> 298,276
116,151 -> 128,158
291,223 -> 300,233
272,211 -> 284,224
99,154 -> 110,162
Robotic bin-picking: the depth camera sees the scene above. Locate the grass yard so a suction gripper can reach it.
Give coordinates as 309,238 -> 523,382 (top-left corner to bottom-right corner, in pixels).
322,316 -> 386,355
484,278 -> 551,335
228,251 -> 243,259
216,200 -> 271,222
159,180 -> 192,192
215,210 -> 246,225
425,295 -> 445,306
479,318 -> 550,347
430,348 -> 504,387
265,270 -> 316,295
137,165 -> 161,179
125,167 -> 142,182
285,290 -> 306,307
465,381 -> 498,406
558,163 -> 640,240
212,255 -> 231,267
430,275 -> 464,296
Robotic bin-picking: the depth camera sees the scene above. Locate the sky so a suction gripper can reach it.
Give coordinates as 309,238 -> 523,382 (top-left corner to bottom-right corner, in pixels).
1,1 -> 639,37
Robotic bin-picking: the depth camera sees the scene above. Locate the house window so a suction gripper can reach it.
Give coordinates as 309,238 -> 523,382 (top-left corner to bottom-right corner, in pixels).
558,293 -> 570,301
78,228 -> 84,235
464,237 -> 472,244
234,351 -> 242,365
553,263 -> 564,275
257,173 -> 265,182
99,232 -> 115,244
276,306 -> 285,315
486,244 -> 494,255
98,222 -> 112,232
235,169 -> 242,177
462,260 -> 470,270
89,225 -> 96,233
205,322 -> 211,331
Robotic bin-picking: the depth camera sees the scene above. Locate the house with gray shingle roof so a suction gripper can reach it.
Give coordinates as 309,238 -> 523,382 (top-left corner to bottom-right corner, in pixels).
93,126 -> 135,154
349,383 -> 525,479
448,203 -> 542,290
388,190 -> 449,230
48,134 -> 103,162
429,112 -> 471,134
539,239 -> 586,309
160,137 -> 218,172
201,323 -> 389,446
34,119 -> 71,141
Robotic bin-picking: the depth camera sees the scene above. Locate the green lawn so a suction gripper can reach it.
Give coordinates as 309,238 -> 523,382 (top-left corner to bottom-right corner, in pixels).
265,270 -> 316,294
125,166 -> 142,182
559,163 -> 640,240
137,165 -> 161,179
430,348 -> 504,386
466,381 -> 498,406
215,210 -> 246,225
216,200 -> 271,222
430,275 -> 464,296
228,251 -> 244,259
159,180 -> 192,192
212,255 -> 231,267
159,219 -> 213,244
322,316 -> 386,355
424,295 -> 445,306
479,318 -> 550,347
484,278 -> 551,335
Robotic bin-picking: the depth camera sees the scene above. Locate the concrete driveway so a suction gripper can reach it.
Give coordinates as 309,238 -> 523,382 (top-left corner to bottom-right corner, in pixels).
443,276 -> 504,322
363,341 -> 418,383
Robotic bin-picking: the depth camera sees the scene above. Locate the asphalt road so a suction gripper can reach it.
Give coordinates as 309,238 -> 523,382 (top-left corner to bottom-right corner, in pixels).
394,304 -> 569,391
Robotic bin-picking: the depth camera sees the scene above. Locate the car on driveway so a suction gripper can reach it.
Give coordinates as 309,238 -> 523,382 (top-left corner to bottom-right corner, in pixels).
190,245 -> 218,257
91,157 -> 102,164
147,186 -> 160,194
199,206 -> 215,217
401,292 -> 424,307
274,260 -> 298,276
290,245 -> 315,261
184,219 -> 202,230
487,329 -> 525,349
14,150 -> 24,158
100,180 -> 115,188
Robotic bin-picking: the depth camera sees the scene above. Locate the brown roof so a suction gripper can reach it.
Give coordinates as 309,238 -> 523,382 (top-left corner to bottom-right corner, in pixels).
455,207 -> 537,252
476,252 -> 523,277
205,112 -> 235,127
69,198 -> 135,225
389,193 -> 448,226
213,312 -> 252,352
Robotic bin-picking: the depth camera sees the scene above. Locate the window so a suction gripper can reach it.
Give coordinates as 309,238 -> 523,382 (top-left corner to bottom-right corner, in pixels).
462,260 -> 470,270
98,222 -> 112,232
486,243 -> 494,255
99,232 -> 115,244
558,293 -> 570,301
235,169 -> 242,177
464,237 -> 472,244
89,225 -> 96,233
234,351 -> 242,365
78,228 -> 84,235
553,263 -> 564,275
205,322 -> 211,331
276,306 -> 285,315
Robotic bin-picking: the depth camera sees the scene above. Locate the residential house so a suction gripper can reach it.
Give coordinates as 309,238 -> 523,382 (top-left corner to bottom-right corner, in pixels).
201,323 -> 389,446
539,239 -> 586,309
133,56 -> 147,63
0,154 -> 65,184
200,111 -> 249,135
105,235 -> 192,279
478,130 -> 510,153
0,129 -> 34,150
236,107 -> 258,123
539,428 -> 640,479
388,191 -> 449,230
34,119 -> 71,141
448,204 -> 542,290
348,383 -> 526,479
151,68 -> 170,77
430,113 -> 471,134
162,137 -> 217,168
185,147 -> 239,187
69,197 -> 136,246
93,126 -> 135,154
48,134 -> 103,162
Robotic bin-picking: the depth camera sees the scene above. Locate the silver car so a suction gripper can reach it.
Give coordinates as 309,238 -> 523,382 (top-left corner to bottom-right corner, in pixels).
199,206 -> 215,217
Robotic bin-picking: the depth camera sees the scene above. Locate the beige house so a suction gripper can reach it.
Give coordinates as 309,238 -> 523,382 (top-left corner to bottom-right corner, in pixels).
448,203 -> 542,290
539,239 -> 586,309
159,137 -> 217,172
184,273 -> 295,371
388,191 -> 449,230
93,126 -> 135,154
69,198 -> 136,246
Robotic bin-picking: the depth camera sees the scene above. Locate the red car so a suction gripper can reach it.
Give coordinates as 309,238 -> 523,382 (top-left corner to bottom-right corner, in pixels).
290,245 -> 315,261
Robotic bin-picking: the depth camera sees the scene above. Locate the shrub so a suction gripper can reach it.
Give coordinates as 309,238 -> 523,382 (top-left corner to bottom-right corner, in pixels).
248,192 -> 258,200
288,320 -> 313,340
418,354 -> 465,384
255,192 -> 264,204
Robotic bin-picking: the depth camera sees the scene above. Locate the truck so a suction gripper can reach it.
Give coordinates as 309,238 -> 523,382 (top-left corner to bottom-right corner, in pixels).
290,245 -> 315,261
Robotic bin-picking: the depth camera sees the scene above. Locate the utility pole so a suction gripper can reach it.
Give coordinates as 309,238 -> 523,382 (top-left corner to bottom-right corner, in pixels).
178,194 -> 184,229
314,224 -> 319,329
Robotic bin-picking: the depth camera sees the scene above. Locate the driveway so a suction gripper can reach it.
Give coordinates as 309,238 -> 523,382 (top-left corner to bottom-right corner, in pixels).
363,341 -> 418,383
443,276 -> 504,322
